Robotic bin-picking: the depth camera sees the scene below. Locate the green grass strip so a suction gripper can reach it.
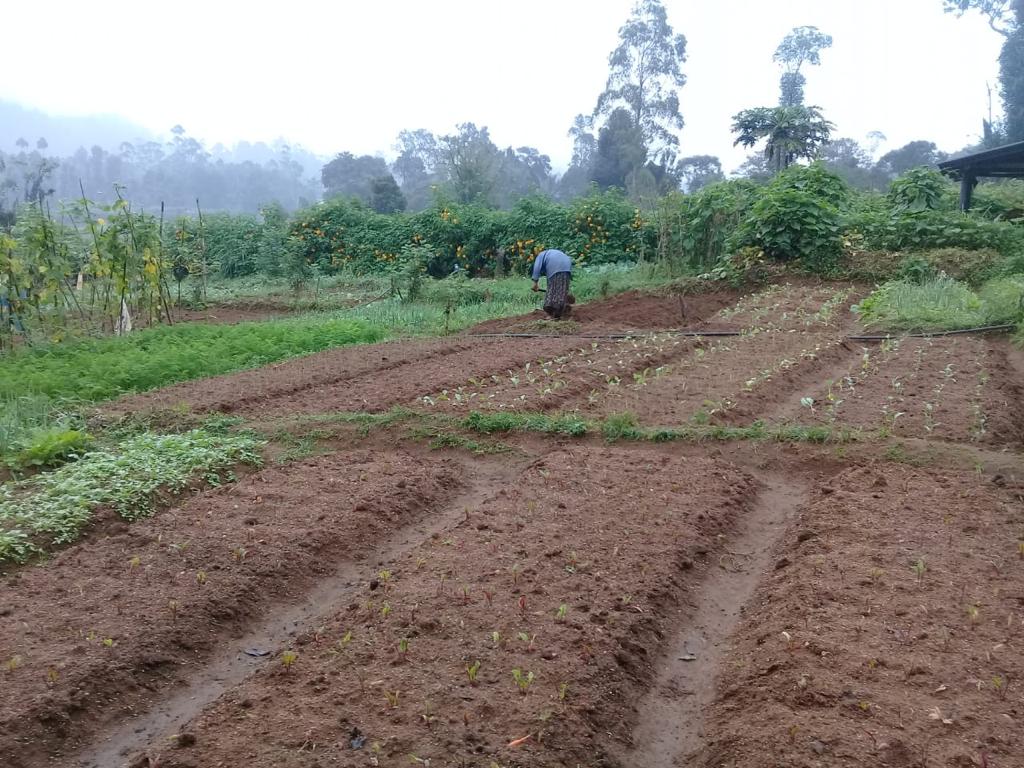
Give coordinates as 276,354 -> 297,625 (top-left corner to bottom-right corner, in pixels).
0,316 -> 383,403
460,411 -> 861,444
0,428 -> 265,564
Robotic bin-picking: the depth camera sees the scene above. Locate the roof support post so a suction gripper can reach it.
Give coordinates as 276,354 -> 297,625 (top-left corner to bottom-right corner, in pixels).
959,169 -> 977,211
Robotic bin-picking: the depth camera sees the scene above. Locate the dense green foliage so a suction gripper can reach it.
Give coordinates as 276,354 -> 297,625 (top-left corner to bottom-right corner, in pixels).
855,274 -> 1024,330
0,428 -> 265,563
289,190 -> 653,277
0,316 -> 382,402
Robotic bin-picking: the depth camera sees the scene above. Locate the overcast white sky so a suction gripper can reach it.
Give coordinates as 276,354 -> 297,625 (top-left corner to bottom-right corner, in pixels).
0,0 -> 1004,173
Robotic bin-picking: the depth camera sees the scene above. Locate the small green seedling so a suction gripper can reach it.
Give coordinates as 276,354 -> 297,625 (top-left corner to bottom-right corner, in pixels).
558,682 -> 569,701
5,656 -> 22,673
555,604 -> 568,621
168,600 -> 180,622
967,605 -> 981,627
102,638 -> 117,648
398,637 -> 410,659
467,660 -> 481,686
911,558 -> 926,584
47,668 -> 59,685
381,602 -> 392,618
512,668 -> 535,694
196,570 -> 208,586
491,631 -> 501,647
992,675 -> 1007,700
341,630 -> 353,646
281,650 -> 298,670
384,690 -> 400,709
128,555 -> 141,572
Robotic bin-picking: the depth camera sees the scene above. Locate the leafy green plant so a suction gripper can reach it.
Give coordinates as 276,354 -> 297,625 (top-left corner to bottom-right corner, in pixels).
7,427 -> 91,470
0,428 -> 264,563
888,168 -> 952,213
736,185 -> 842,271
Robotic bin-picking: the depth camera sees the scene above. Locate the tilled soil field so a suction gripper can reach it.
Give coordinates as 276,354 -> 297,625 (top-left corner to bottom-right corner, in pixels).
3,284 -> 1024,768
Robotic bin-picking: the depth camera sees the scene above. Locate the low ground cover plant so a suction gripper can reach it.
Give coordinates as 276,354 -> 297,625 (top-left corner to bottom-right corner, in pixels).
0,427 -> 265,564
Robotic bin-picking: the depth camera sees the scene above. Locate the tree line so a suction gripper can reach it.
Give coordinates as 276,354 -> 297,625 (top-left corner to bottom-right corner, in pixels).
1,0 -> 1014,229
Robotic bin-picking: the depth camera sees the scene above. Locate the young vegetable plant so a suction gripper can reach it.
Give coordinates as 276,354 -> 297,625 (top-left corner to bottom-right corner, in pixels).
911,558 -> 926,584
281,650 -> 298,670
512,668 -> 535,695
555,604 -> 568,622
466,660 -> 481,686
398,637 -> 410,660
384,690 -> 400,709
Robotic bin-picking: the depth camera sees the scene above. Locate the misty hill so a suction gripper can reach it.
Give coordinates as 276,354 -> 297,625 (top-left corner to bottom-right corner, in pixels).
0,100 -> 152,155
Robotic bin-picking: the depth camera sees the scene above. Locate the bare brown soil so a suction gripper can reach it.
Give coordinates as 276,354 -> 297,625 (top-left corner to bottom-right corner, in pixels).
466,289 -> 742,334
0,451 -> 462,767
4,284 -> 1023,768
172,306 -> 290,325
697,464 -> 1024,768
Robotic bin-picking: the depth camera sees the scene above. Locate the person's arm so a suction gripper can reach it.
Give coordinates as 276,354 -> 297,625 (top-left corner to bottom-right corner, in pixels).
531,252 -> 545,291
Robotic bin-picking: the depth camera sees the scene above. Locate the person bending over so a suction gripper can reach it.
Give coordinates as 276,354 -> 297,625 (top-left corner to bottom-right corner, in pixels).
531,248 -> 573,319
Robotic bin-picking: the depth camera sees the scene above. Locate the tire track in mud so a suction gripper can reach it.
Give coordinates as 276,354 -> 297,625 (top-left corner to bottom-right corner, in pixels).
73,460 -> 521,768
619,475 -> 807,768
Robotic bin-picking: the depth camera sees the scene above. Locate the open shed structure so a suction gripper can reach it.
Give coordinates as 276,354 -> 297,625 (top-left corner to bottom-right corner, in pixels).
939,141 -> 1024,210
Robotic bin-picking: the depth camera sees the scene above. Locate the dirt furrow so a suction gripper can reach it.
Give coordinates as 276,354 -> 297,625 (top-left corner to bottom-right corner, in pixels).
75,464 -> 515,768
695,464 -> 1024,768
619,475 -> 806,767
116,448 -> 759,768
0,451 -> 466,768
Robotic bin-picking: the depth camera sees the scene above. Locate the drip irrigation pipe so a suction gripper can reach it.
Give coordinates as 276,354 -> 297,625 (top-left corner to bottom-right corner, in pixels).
465,330 -> 742,340
847,324 -> 1015,341
465,324 -> 1017,341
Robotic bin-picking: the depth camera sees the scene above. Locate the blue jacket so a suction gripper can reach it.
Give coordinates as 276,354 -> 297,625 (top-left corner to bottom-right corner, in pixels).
531,249 -> 572,281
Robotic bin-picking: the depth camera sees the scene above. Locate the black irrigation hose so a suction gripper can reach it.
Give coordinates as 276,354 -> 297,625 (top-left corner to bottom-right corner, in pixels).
465,324 -> 1017,342
465,330 -> 743,340
848,324 -> 1016,341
